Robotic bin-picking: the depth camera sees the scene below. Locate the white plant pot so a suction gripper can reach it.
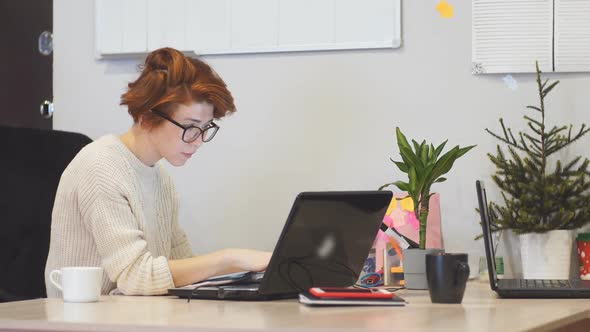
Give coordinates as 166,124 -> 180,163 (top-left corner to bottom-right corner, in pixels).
519,230 -> 574,280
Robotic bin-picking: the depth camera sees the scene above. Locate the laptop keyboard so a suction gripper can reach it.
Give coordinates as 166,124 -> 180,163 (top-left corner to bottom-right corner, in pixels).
519,279 -> 571,288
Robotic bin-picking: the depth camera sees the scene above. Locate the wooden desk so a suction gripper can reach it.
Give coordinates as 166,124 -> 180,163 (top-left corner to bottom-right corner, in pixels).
0,282 -> 589,332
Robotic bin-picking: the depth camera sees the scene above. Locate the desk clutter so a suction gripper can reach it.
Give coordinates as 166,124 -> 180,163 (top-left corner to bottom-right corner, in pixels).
356,192 -> 470,304
166,191 -> 467,306
360,194 -> 445,289
364,194 -> 445,290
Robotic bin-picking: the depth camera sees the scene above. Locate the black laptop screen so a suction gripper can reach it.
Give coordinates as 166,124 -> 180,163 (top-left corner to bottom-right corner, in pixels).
476,181 -> 498,287
259,191 -> 392,295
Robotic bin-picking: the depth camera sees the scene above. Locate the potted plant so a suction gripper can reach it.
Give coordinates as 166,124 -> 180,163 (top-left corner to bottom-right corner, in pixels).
485,62 -> 590,279
381,127 -> 475,289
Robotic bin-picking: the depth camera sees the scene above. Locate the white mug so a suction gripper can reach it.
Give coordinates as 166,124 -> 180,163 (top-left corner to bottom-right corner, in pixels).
49,267 -> 103,303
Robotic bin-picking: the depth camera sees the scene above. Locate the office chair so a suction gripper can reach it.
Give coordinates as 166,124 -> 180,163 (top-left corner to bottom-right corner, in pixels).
0,126 -> 92,302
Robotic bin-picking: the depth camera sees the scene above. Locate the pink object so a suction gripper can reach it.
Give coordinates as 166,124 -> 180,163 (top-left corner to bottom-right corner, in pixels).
373,193 -> 444,272
405,210 -> 420,230
374,215 -> 394,244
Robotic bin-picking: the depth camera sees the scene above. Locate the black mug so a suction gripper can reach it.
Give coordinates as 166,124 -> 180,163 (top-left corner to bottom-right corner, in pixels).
426,253 -> 470,303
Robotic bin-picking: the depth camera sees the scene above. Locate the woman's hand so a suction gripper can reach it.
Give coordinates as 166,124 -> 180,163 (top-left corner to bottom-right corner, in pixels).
227,249 -> 272,272
169,248 -> 272,287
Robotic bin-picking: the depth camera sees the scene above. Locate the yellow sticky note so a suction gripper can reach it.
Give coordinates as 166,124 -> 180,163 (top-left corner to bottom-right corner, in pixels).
399,197 -> 414,211
436,0 -> 453,18
385,198 -> 397,216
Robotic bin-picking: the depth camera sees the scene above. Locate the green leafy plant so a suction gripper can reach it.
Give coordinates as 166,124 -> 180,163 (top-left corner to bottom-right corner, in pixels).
380,127 -> 475,249
486,62 -> 590,234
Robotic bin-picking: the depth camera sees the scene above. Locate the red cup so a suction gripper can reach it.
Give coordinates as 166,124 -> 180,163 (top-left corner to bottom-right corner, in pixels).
576,233 -> 590,280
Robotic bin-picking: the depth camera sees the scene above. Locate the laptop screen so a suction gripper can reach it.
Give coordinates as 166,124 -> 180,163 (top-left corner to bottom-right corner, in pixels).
476,180 -> 498,288
259,191 -> 392,295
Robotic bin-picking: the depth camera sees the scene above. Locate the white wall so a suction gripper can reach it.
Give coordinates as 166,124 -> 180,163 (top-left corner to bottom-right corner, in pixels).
54,0 -> 590,273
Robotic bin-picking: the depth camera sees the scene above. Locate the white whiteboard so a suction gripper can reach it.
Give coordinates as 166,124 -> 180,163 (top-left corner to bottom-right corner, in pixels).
472,0 -> 590,74
95,0 -> 402,58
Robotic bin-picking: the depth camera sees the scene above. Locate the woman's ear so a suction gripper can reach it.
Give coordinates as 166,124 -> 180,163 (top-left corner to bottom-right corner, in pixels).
138,114 -> 152,131
137,115 -> 145,128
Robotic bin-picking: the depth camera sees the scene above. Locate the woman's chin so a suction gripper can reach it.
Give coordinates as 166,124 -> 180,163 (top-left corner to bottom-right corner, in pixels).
166,157 -> 188,167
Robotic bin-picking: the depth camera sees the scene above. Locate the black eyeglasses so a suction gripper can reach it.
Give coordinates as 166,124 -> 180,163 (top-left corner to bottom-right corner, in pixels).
150,109 -> 219,143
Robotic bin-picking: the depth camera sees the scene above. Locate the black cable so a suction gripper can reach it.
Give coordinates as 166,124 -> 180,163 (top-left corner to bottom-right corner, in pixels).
186,258 -> 362,302
186,272 -> 258,303
385,286 -> 405,292
187,285 -> 198,303
277,256 -> 360,293
353,284 -> 405,292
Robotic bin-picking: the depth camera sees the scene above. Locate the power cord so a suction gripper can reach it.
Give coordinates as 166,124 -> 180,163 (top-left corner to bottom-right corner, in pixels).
276,255 -> 360,292
353,283 -> 406,292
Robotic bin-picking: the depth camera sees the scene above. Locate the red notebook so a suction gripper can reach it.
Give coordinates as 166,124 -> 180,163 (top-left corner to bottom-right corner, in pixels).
300,287 -> 406,306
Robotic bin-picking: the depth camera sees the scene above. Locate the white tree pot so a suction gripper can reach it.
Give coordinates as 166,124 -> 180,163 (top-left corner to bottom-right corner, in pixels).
519,230 -> 574,280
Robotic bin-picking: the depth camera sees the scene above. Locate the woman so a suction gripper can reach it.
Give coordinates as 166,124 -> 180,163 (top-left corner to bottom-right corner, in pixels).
44,47 -> 271,296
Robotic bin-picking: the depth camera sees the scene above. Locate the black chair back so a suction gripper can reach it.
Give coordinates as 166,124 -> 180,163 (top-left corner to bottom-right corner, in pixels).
0,126 -> 92,302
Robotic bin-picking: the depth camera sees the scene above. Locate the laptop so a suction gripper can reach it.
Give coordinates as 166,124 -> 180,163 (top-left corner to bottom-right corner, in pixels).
476,180 -> 590,298
168,190 -> 393,301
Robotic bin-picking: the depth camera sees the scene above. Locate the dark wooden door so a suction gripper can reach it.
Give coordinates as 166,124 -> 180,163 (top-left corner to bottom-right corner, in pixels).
0,0 -> 53,129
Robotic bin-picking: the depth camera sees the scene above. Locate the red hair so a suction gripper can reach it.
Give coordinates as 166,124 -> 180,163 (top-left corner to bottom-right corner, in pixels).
121,48 -> 236,128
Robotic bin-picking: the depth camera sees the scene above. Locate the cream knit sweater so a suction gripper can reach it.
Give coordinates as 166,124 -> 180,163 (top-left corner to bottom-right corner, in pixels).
44,135 -> 193,297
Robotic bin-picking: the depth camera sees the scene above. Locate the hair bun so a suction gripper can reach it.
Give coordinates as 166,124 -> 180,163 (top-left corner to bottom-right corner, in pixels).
144,47 -> 195,86
144,47 -> 177,70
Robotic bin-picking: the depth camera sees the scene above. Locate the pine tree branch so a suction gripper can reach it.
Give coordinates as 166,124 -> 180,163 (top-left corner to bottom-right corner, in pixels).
524,115 -> 543,129
485,128 -> 527,152
527,105 -> 543,113
519,133 -> 532,153
524,134 -> 543,155
563,156 -> 582,173
543,80 -> 560,97
527,123 -> 542,136
548,126 -> 590,154
508,128 -> 519,146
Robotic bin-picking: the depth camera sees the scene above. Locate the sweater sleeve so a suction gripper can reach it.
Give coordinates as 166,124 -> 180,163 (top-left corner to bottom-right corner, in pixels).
170,221 -> 193,260
78,168 -> 175,295
164,171 -> 193,260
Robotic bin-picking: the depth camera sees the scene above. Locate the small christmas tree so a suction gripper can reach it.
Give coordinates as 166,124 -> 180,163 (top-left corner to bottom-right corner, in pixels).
486,62 -> 590,234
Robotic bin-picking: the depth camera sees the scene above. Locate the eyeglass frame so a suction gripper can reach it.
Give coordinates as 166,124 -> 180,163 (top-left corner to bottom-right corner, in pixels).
150,109 -> 219,143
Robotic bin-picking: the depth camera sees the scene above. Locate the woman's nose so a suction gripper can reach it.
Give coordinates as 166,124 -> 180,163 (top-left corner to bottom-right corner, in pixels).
190,137 -> 204,148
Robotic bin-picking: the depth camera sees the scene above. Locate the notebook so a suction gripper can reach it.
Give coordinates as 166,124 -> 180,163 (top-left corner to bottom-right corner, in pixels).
299,290 -> 406,306
168,191 -> 393,301
476,180 -> 590,298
